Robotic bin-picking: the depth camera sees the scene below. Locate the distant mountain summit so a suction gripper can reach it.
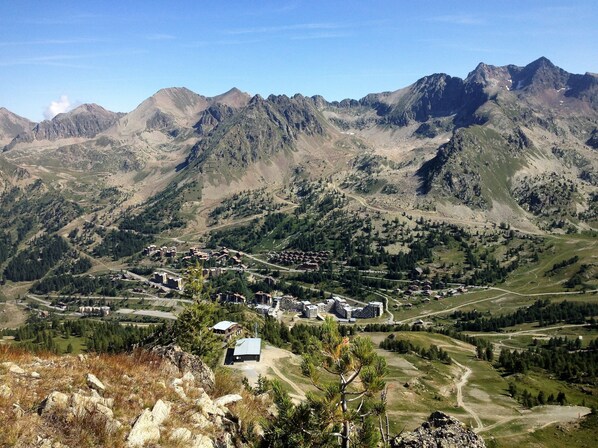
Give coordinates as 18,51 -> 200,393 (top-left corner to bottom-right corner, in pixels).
0,108 -> 34,145
112,87 -> 251,137
5,104 -> 122,150
0,57 -> 597,233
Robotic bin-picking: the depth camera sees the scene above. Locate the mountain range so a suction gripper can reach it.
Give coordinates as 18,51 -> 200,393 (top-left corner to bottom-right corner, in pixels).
1,57 -> 598,238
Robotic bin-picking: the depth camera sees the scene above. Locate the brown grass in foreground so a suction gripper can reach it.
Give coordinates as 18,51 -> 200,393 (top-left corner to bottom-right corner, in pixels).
0,345 -> 272,447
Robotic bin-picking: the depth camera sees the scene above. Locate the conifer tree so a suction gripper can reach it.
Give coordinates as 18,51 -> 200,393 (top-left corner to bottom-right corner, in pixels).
301,317 -> 388,448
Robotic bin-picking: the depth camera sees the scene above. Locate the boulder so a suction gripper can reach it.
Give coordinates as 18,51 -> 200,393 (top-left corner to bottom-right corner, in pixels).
151,399 -> 172,425
391,411 -> 486,448
86,373 -> 105,393
152,345 -> 215,391
2,362 -> 26,375
191,412 -> 213,429
30,371 -> 41,379
213,394 -> 243,408
38,391 -> 69,415
127,409 -> 160,447
70,392 -> 114,419
170,427 -> 193,443
171,377 -> 188,400
196,391 -> 225,417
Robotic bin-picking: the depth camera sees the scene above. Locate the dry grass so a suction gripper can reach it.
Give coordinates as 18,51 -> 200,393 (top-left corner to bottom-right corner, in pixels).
1,345 -> 262,447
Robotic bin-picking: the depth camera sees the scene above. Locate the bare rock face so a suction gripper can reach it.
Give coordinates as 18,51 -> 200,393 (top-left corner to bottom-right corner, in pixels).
391,412 -> 486,448
151,345 -> 215,391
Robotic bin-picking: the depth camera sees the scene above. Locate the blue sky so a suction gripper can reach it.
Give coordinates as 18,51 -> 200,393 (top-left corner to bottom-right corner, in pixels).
1,0 -> 596,121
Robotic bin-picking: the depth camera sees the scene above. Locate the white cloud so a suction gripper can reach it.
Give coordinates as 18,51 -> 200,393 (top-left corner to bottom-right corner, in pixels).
44,95 -> 73,120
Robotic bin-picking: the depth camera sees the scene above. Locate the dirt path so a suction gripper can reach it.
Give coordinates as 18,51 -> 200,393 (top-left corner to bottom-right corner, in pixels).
489,286 -> 598,297
268,362 -> 307,400
227,345 -> 307,401
453,360 -> 484,431
467,323 -> 589,338
477,405 -> 591,435
398,292 -> 510,323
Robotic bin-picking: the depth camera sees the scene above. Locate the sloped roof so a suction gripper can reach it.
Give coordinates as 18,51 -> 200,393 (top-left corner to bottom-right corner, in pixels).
233,338 -> 261,357
213,321 -> 238,331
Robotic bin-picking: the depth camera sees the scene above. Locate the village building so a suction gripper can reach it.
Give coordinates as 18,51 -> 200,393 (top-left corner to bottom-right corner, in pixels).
166,276 -> 183,290
233,338 -> 261,362
219,292 -> 247,304
152,272 -> 168,284
212,321 -> 242,338
79,306 -> 111,316
254,291 -> 273,306
255,304 -> 272,316
303,304 -> 319,318
297,261 -> 319,271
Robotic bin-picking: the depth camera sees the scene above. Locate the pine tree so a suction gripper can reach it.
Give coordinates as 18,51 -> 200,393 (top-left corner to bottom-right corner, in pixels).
171,265 -> 221,367
301,317 -> 388,448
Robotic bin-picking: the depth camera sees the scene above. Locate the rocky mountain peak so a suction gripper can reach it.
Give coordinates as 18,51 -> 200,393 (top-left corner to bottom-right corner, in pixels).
0,108 -> 34,144
150,87 -> 209,113
465,62 -> 512,92
512,56 -> 569,91
391,411 -> 486,447
4,104 -> 122,149
211,87 -> 251,108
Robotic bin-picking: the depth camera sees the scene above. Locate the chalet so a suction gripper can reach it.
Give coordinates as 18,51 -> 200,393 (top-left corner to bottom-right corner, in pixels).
143,244 -> 157,256
212,321 -> 242,338
203,268 -> 223,279
263,276 -> 277,286
233,338 -> 261,362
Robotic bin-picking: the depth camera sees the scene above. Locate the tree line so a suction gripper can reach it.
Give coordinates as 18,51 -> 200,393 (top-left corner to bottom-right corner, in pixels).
497,338 -> 598,383
3,318 -> 156,355
379,334 -> 452,364
455,299 -> 598,331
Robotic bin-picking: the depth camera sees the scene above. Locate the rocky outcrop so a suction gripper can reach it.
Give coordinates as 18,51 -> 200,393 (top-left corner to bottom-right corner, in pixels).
152,344 -> 215,391
1,347 -> 260,447
391,411 -> 486,448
